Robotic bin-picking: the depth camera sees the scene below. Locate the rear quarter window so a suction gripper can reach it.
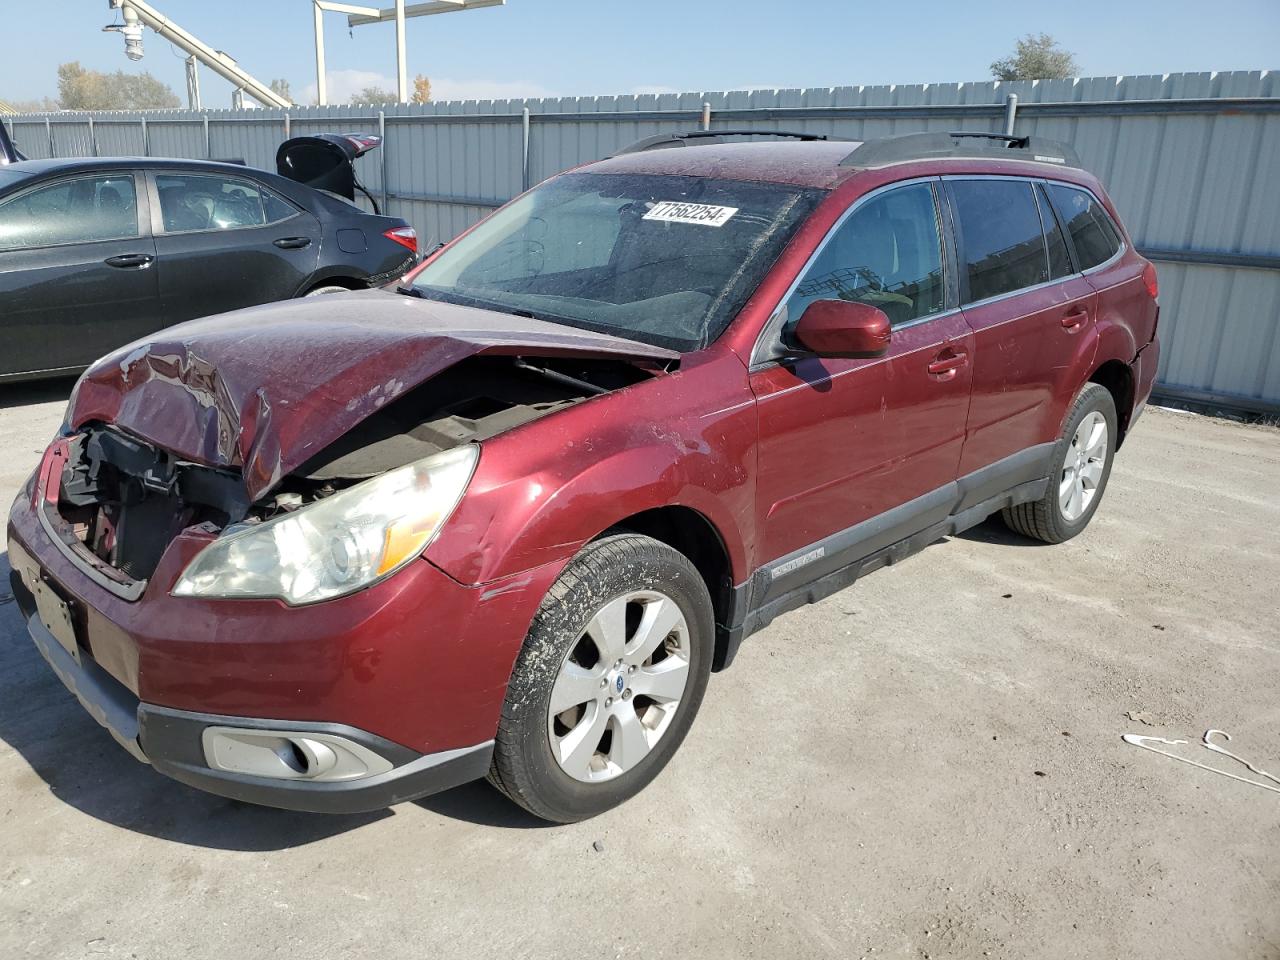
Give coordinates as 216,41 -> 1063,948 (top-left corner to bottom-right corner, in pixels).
1045,183 -> 1122,270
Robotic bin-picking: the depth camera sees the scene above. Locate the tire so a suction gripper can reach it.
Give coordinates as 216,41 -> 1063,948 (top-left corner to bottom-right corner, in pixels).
1001,382 -> 1118,544
488,533 -> 714,823
303,284 -> 353,297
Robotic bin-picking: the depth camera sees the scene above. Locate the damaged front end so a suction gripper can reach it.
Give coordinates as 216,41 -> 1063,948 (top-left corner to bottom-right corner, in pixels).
38,428 -> 246,599
47,335 -> 667,602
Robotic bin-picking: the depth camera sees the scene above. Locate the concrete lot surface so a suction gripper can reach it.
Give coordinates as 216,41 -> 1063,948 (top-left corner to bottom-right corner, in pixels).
1,382 -> 1277,960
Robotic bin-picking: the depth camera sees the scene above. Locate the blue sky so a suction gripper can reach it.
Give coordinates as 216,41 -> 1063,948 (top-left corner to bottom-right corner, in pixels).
3,0 -> 1278,107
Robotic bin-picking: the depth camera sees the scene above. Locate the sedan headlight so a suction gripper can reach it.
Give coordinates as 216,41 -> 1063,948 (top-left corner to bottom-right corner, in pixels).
173,445 -> 478,605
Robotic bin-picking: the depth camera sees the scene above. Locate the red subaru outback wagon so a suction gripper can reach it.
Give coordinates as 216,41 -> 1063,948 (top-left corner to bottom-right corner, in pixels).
8,131 -> 1160,822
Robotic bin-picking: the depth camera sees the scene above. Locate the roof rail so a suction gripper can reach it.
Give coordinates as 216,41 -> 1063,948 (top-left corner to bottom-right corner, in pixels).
841,131 -> 1081,169
612,129 -> 842,157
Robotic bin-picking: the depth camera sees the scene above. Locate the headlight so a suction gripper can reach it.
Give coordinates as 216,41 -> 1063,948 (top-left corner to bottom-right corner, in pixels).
173,445 -> 478,605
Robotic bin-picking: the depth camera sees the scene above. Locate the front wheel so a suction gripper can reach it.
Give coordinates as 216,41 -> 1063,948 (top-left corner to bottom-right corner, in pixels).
488,534 -> 714,823
1001,382 -> 1118,544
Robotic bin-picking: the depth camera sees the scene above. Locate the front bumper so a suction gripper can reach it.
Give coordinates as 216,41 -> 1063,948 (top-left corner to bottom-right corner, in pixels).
8,461 -> 568,812
19,604 -> 492,814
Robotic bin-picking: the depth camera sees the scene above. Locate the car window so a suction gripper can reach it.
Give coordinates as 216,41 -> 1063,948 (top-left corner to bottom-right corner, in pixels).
0,174 -> 139,250
784,182 -> 945,333
410,172 -> 822,352
1045,183 -> 1122,271
1037,184 -> 1073,280
949,179 -> 1050,303
155,174 -> 295,233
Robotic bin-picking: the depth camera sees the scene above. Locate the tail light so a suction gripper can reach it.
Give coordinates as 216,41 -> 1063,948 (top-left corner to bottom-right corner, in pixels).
383,225 -> 418,255
1142,261 -> 1159,300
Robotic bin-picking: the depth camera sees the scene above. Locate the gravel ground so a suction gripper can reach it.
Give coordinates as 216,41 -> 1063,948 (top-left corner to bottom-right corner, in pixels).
1,381 -> 1277,960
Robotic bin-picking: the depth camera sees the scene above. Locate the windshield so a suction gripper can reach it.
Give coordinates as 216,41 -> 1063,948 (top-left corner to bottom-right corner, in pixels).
410,172 -> 822,351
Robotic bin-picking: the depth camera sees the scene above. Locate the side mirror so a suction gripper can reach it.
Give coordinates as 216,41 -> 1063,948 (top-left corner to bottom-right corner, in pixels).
793,300 -> 892,359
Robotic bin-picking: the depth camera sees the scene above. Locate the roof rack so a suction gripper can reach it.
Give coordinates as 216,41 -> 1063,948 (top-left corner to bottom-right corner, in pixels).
612,129 -> 841,156
841,131 -> 1081,169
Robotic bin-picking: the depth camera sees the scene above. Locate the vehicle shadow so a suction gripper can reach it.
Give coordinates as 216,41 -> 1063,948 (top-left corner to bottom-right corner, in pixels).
414,780 -> 550,829
0,549 -> 393,850
954,515 -> 1053,548
0,376 -> 78,410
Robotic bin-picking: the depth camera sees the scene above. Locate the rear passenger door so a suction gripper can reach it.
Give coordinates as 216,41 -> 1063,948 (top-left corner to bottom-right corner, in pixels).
0,171 -> 160,377
148,171 -> 321,324
945,177 -> 1097,475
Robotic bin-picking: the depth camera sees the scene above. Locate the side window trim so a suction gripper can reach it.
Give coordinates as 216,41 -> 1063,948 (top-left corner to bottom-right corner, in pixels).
0,171 -> 144,252
148,171 -> 298,236
943,173 -> 1118,309
750,175 -> 952,368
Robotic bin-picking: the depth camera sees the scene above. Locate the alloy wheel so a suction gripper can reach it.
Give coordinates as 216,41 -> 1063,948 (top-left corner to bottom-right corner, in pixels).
1059,410 -> 1108,522
547,590 -> 691,783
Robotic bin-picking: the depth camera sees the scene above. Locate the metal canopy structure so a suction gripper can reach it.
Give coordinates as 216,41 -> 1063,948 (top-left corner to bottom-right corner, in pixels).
312,0 -> 505,106
105,0 -> 291,109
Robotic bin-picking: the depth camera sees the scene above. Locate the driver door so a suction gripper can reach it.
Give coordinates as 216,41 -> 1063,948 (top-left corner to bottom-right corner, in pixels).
147,170 -> 321,324
749,179 -> 973,594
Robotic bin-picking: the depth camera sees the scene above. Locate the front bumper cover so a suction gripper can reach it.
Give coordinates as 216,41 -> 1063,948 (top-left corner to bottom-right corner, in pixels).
21,607 -> 492,814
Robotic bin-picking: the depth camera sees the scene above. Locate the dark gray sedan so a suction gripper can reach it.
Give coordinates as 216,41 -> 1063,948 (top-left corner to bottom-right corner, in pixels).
0,138 -> 418,382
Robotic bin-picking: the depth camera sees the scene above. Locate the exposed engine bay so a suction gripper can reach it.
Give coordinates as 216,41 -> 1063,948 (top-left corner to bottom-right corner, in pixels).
53,353 -> 661,584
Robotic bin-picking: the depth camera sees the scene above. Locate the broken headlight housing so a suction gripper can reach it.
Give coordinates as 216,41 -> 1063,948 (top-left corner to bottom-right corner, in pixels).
173,445 -> 478,605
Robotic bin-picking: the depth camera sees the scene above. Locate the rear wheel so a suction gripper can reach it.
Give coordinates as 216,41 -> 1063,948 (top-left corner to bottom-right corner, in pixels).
488,534 -> 714,823
303,284 -> 353,297
1001,382 -> 1117,543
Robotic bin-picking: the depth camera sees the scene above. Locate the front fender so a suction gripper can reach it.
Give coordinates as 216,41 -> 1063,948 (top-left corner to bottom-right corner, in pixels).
428,351 -> 758,586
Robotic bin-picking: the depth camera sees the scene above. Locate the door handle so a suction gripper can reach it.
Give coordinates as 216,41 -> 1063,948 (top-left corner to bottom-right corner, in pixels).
273,237 -> 312,249
927,349 -> 968,379
1061,304 -> 1089,330
104,253 -> 154,269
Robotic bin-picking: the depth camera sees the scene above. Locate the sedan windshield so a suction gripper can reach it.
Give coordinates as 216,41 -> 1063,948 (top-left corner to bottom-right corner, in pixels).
410,172 -> 822,351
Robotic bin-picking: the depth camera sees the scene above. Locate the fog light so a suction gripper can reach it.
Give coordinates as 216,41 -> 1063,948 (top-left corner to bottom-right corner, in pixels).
202,727 -> 394,782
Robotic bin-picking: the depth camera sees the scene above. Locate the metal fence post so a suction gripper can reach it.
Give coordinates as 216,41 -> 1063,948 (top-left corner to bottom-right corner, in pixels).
379,110 -> 388,212
701,101 -> 711,131
141,117 -> 149,156
284,111 -> 291,141
46,117 -> 54,158
521,106 -> 531,191
203,113 -> 211,157
1003,93 -> 1018,135
88,117 -> 98,156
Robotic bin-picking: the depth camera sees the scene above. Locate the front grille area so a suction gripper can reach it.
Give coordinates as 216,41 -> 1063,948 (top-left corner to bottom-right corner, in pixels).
53,427 -> 248,582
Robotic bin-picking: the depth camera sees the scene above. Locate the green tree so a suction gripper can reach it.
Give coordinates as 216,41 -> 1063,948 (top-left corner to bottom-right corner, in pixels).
353,85 -> 397,104
57,61 -> 180,110
990,34 -> 1079,81
269,78 -> 292,102
412,74 -> 432,104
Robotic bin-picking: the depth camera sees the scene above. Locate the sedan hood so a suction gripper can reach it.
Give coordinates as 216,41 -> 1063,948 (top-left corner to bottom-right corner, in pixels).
69,290 -> 677,502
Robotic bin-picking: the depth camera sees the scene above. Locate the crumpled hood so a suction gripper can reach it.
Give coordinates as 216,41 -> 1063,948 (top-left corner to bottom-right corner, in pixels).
69,290 -> 677,502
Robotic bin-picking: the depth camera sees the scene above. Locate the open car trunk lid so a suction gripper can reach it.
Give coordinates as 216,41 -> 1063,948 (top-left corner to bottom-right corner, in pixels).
68,289 -> 677,504
275,133 -> 380,202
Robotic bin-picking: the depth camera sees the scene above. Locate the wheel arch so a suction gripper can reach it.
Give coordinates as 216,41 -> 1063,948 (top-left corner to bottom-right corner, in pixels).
297,273 -> 368,296
600,505 -> 736,666
1088,358 -> 1136,447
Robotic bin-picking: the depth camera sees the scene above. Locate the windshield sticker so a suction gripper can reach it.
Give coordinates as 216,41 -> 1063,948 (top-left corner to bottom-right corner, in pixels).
643,201 -> 739,227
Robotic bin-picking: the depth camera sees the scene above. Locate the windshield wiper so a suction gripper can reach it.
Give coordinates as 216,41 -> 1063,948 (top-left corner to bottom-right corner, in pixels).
396,285 -> 426,298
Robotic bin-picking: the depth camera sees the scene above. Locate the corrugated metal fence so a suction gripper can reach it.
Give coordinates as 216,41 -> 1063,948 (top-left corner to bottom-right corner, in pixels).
6,71 -> 1280,411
